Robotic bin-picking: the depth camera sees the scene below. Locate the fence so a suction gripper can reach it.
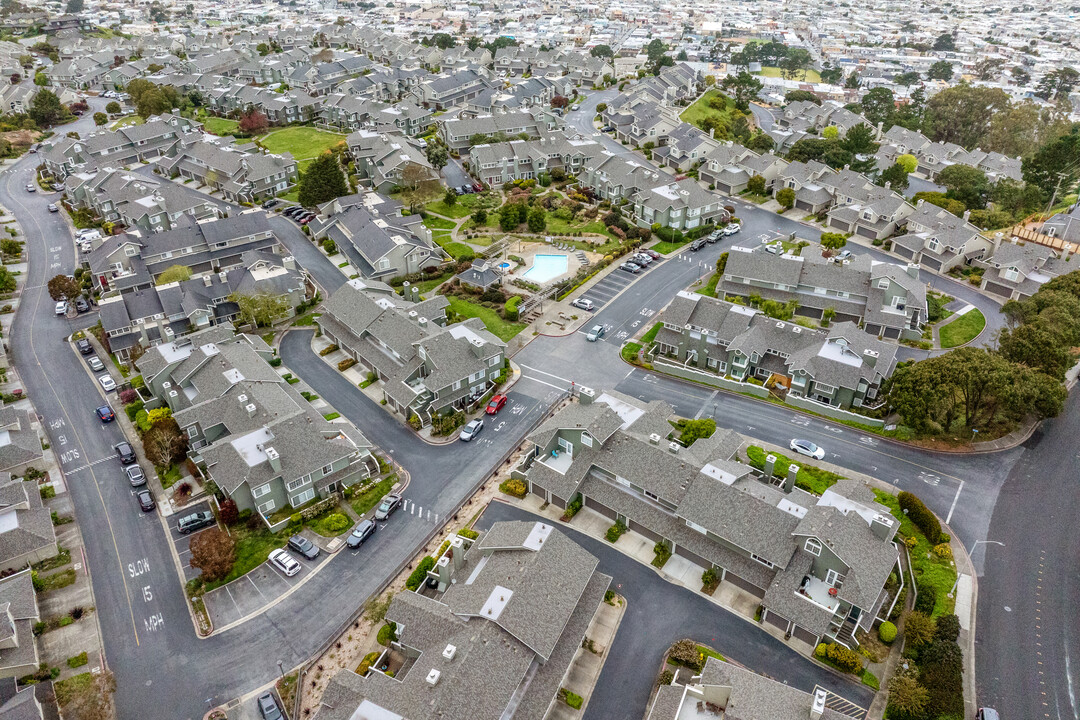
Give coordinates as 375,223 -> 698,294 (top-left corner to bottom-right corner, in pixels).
651,358 -> 771,398
1005,225 -> 1078,254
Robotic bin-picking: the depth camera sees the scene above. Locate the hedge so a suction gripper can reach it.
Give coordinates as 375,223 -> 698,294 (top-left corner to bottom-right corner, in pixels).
915,580 -> 937,615
816,642 -> 862,673
405,556 -> 435,591
338,358 -> 357,371
499,478 -> 527,498
898,491 -> 942,544
505,295 -> 522,321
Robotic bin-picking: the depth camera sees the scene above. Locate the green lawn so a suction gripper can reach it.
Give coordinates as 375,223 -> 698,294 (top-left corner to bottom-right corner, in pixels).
260,127 -> 346,165
426,199 -> 474,219
938,309 -> 985,348
745,446 -> 843,495
755,66 -> 822,82
697,273 -> 720,297
109,115 -> 144,130
873,490 -> 957,619
202,117 -> 239,136
306,509 -> 351,537
423,214 -> 456,231
351,475 -> 397,517
204,526 -> 285,591
652,240 -> 689,255
446,296 -> 527,341
680,89 -> 745,132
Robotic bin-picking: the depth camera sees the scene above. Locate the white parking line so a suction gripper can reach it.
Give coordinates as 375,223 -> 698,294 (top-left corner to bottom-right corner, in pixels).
945,480 -> 964,525
247,574 -> 271,603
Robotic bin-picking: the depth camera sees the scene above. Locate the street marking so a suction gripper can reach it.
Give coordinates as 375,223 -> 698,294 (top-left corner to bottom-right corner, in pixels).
945,480 -> 964,525
64,453 -> 119,474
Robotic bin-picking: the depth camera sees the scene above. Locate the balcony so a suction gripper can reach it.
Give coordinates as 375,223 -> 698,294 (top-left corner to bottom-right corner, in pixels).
537,449 -> 573,475
797,574 -> 843,613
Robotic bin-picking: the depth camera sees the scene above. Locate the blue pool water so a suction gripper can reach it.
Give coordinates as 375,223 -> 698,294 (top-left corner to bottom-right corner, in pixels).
521,254 -> 569,283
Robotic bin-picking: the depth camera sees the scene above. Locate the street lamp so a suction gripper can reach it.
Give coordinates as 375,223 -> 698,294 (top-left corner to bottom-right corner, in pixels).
277,660 -> 284,680
948,540 -> 1004,597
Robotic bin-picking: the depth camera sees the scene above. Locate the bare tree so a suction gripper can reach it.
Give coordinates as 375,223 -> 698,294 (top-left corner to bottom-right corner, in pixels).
189,527 -> 235,581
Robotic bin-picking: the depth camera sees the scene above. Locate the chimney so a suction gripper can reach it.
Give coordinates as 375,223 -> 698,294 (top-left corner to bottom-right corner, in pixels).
916,198 -> 924,208
245,402 -> 257,417
403,281 -> 411,297
764,453 -> 777,478
870,513 -> 894,540
884,181 -> 891,190
811,688 -> 827,720
203,275 -> 213,287
863,348 -> 879,367
649,433 -> 661,445
419,317 -> 428,328
782,464 -> 797,493
578,386 -> 595,405
962,209 -> 971,221
449,536 -> 465,571
905,263 -> 919,280
668,441 -> 680,454
435,554 -> 451,589
412,286 -> 420,301
265,446 -> 281,472
709,126 -> 714,139
992,231 -> 1003,255
282,255 -> 296,270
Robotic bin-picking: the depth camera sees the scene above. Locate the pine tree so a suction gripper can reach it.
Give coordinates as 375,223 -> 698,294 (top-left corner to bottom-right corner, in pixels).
298,151 -> 348,207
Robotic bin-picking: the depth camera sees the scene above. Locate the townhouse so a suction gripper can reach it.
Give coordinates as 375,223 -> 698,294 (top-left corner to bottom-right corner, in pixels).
465,76 -> 572,116
439,110 -> 545,152
346,130 -> 437,193
316,520 -> 611,720
42,114 -> 200,180
157,139 -> 299,202
415,68 -> 491,110
630,178 -> 729,231
699,143 -> 788,195
1041,204 -> 1080,243
891,200 -> 993,273
721,248 -> 928,341
470,134 -> 604,186
579,153 -> 667,202
517,390 -> 900,649
824,172 -> 916,241
317,279 -> 507,425
774,160 -> 837,214
309,193 -> 445,279
975,237 -> 1070,301
0,571 -> 41,682
136,328 -> 377,519
65,168 -> 223,234
651,122 -> 723,173
0,409 -> 46,484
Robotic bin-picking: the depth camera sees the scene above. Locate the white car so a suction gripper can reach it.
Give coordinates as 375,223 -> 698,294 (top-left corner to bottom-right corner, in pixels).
722,223 -> 741,236
55,301 -> 68,315
87,356 -> 104,371
459,419 -> 484,441
570,298 -> 594,311
268,549 -> 301,577
25,183 -> 35,193
789,438 -> 825,460
98,375 -> 116,392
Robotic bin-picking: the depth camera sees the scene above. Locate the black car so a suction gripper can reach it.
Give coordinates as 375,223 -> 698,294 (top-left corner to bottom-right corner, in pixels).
346,519 -> 376,549
261,199 -> 280,209
287,534 -> 321,560
74,297 -> 90,313
77,338 -> 93,355
285,207 -> 306,218
257,692 -> 283,720
689,238 -> 707,251
115,441 -> 136,464
136,489 -> 155,512
96,405 -> 115,422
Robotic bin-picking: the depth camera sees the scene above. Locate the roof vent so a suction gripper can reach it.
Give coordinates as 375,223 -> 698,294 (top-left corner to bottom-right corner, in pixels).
668,441 -> 680,454
246,403 -> 257,416
442,644 -> 457,661
649,433 -> 661,445
163,382 -> 171,389
168,390 -> 178,397
238,394 -> 248,403
426,669 -> 441,686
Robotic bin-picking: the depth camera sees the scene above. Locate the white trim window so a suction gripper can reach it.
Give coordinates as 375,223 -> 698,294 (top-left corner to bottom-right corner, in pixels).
186,426 -> 198,438
322,464 -> 334,476
258,499 -> 276,514
292,488 -> 316,506
286,476 -> 309,492
252,483 -> 271,499
805,538 -> 822,556
751,553 -> 775,568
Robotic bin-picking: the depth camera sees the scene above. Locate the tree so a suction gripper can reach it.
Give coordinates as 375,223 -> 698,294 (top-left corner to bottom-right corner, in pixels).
932,32 -> 956,51
429,32 -> 455,49
231,292 -> 290,327
844,71 -> 861,89
0,268 -> 14,294
746,132 -> 774,153
886,675 -> 929,720
974,58 -> 1006,81
142,417 -> 188,466
922,84 -> 1011,149
720,72 -> 762,112
678,418 -> 715,445
47,274 -> 80,301
527,207 -> 546,233
822,126 -> 839,140
1011,67 -> 1030,85
148,0 -> 168,23
676,49 -> 688,61
860,87 -> 896,127
425,142 -> 448,169
596,102 -> 608,114
8,73 -> 18,85
780,48 -> 812,81
747,175 -> 766,195
33,71 -> 48,86
784,90 -> 821,106
398,162 -> 435,212
29,88 -> 65,127
93,111 -> 108,126
937,164 -> 989,209
1035,67 -> 1079,101
819,233 -> 847,251
238,109 -> 268,134
590,44 -> 613,59
878,162 -> 909,192
256,42 -> 270,56
218,498 -> 239,526
927,60 -> 954,81
716,252 -> 728,275
819,65 -> 844,85
550,95 -> 569,109
443,187 -> 457,207
189,527 -> 235,582
983,100 -> 1072,158
298,151 -> 348,207
894,71 -> 922,86
0,239 -> 21,259
776,187 -> 795,210
913,191 -> 966,216
897,154 -> 918,173
156,265 -> 191,285
105,101 -> 121,114
1022,125 -> 1080,197
645,38 -> 667,63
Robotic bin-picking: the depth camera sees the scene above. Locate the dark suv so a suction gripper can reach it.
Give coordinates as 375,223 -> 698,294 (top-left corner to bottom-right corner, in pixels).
77,338 -> 93,355
347,520 -> 376,548
287,535 -> 320,560
115,441 -> 136,464
177,511 -> 216,534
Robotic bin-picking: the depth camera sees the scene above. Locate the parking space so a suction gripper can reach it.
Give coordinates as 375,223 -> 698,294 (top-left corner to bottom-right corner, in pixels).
574,257 -> 665,311
167,500 -> 216,582
228,689 -> 286,720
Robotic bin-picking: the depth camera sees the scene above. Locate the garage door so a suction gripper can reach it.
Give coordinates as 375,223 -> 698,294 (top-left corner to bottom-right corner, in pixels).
765,609 -> 789,632
883,327 -> 900,339
983,281 -> 1013,298
922,257 -> 942,271
865,323 -> 882,336
674,544 -> 710,568
584,495 -> 616,520
829,219 -> 852,232
726,572 -> 767,599
551,494 -> 566,509
531,483 -> 547,500
894,246 -> 916,260
795,200 -> 814,212
793,625 -> 818,646
856,225 -> 877,238
629,520 -> 661,543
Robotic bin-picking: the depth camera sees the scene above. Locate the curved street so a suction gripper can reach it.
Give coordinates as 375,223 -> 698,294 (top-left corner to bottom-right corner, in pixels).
0,105 -> 1069,720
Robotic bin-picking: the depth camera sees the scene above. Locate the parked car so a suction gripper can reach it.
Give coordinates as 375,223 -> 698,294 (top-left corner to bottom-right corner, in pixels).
87,356 -> 104,371
283,207 -> 303,218
485,394 -> 507,415
789,438 -> 825,460
706,231 -> 721,243
125,464 -> 146,487
374,494 -> 402,521
96,405 -> 115,423
25,184 -> 34,193
75,297 -> 90,313
77,338 -> 93,355
261,199 -> 280,209
55,300 -> 68,315
835,250 -> 852,262
47,203 -> 58,212
643,249 -> 661,260
114,441 -> 136,464
764,243 -> 780,255
258,692 -> 284,720
268,548 -> 301,577
98,375 -> 116,392
459,418 -> 484,441
586,324 -> 605,342
690,239 -> 706,251
570,297 -> 595,311
633,253 -> 653,265
473,182 -> 483,192
975,709 -> 999,720
177,510 -> 216,534
136,490 -> 156,512
298,214 -> 316,225
346,519 -> 377,548
619,261 -> 641,273
287,535 -> 320,560
722,223 -> 741,236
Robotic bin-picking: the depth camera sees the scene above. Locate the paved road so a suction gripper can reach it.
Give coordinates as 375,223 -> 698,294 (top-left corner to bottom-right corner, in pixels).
477,502 -> 876,719
748,103 -> 776,131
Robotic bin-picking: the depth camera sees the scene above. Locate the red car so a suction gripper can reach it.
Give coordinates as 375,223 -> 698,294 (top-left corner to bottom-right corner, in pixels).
485,395 -> 507,415
473,182 -> 484,192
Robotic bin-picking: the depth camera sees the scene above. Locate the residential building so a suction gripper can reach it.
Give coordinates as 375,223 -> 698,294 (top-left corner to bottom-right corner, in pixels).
0,571 -> 41,680
0,677 -> 43,720
470,134 -> 604,186
315,520 -> 611,720
975,237 -> 1069,301
652,122 -> 723,173
890,200 -> 993,273
517,390 -> 901,649
0,472 -> 57,574
630,178 -> 729,231
653,292 -> 897,409
1041,204 -> 1080,244
65,168 -> 224,234
157,139 -> 299,202
136,328 -> 377,518
346,130 -> 437,193
317,279 -> 506,425
699,144 -> 788,195
0,411 -> 44,478
42,114 -> 200,180
438,111 -> 545,152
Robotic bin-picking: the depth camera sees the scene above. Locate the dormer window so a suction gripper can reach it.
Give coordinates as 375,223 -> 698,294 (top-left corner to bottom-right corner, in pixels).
805,538 -> 822,556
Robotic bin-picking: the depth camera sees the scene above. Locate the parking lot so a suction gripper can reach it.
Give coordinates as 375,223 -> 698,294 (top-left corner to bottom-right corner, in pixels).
168,500 -> 217,582
574,256 -> 666,311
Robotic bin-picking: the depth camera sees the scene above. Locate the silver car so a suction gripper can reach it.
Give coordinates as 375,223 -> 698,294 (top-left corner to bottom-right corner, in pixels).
125,464 -> 146,487
459,419 -> 484,441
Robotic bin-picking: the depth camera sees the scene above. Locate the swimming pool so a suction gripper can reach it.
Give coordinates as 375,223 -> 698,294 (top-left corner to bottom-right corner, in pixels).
521,254 -> 569,284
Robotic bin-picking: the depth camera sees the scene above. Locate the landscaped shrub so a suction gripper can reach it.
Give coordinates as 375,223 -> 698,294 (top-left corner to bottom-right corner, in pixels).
898,491 -> 942,544
561,494 -> 582,520
338,358 -> 357,371
934,613 -> 961,643
319,344 -> 339,356
652,541 -> 671,568
457,527 -> 479,540
823,642 -> 862,673
376,621 -> 397,646
125,400 -> 144,421
499,478 -> 527,498
904,611 -> 935,649
504,295 -> 522,321
933,542 -> 953,560
605,520 -> 627,543
914,580 -> 937,615
218,499 -> 239,526
135,409 -> 152,432
559,689 -> 583,709
118,388 -> 138,405
702,567 -> 719,589
405,556 -> 436,591
321,513 -> 351,533
658,670 -> 674,686
669,639 -> 701,670
357,650 -> 380,676
879,621 -> 897,644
